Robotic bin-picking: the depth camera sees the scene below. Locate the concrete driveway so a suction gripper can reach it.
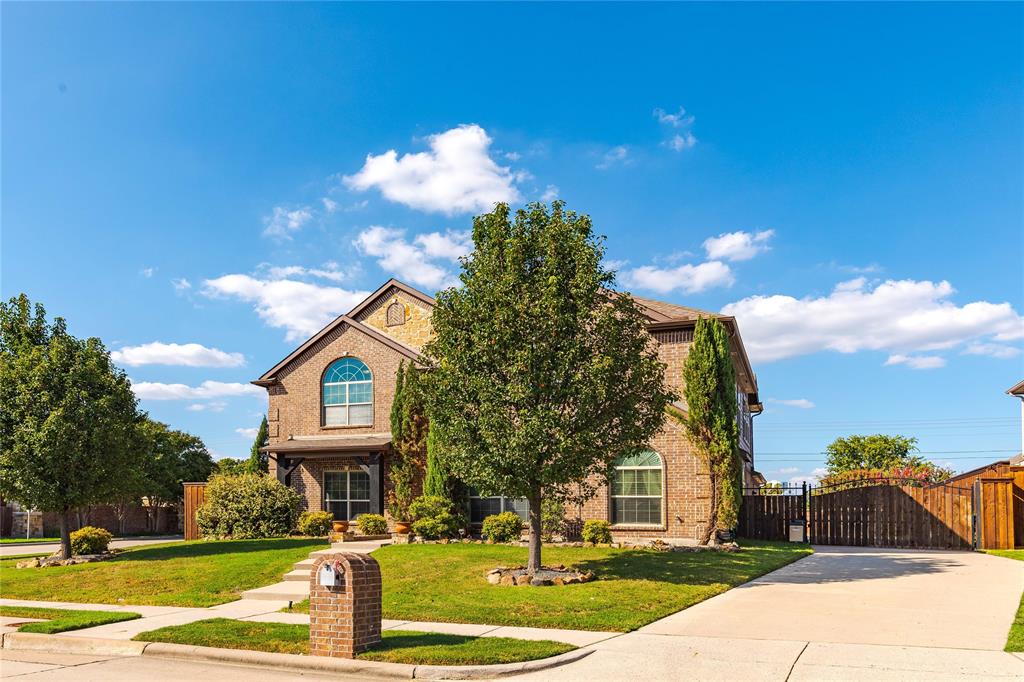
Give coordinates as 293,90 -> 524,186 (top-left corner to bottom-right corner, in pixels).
641,546 -> 1023,649
517,546 -> 1024,681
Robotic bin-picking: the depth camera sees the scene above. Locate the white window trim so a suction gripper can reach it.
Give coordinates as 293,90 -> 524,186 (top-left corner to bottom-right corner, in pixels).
610,458 -> 665,528
322,360 -> 373,427
323,468 -> 371,520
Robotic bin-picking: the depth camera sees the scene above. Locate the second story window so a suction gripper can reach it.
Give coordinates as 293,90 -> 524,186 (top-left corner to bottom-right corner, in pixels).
323,357 -> 373,426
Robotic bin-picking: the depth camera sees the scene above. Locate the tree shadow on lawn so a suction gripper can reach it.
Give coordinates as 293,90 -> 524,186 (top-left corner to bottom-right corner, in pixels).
114,538 -> 326,562
569,545 -> 807,587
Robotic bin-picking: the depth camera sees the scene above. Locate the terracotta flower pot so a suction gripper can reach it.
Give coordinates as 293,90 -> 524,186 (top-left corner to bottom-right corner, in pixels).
332,520 -> 349,533
394,520 -> 411,535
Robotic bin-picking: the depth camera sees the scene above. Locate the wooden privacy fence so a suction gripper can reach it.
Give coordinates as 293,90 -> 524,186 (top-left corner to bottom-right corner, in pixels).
809,482 -> 973,549
183,482 -> 207,541
738,486 -> 805,540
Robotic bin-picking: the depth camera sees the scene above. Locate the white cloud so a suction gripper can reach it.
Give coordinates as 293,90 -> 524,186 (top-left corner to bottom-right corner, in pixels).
263,206 -> 313,239
186,401 -> 227,412
776,467 -> 800,475
789,468 -> 827,486
131,380 -> 264,401
235,427 -> 259,439
666,133 -> 697,151
596,146 -> 630,170
884,354 -> 947,370
111,342 -> 245,368
321,197 -> 339,213
766,398 -> 816,409
722,278 -> 1024,364
653,106 -> 695,128
703,230 -> 774,262
962,342 -> 1021,359
540,185 -> 559,202
343,124 -> 522,215
354,226 -> 468,289
172,278 -> 191,291
622,260 -> 734,294
202,274 -> 370,342
140,267 -> 155,278
259,263 -> 347,283
503,151 -> 521,162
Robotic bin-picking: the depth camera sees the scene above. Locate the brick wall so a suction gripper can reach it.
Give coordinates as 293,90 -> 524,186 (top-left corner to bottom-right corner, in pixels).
308,552 -> 382,658
40,504 -> 178,537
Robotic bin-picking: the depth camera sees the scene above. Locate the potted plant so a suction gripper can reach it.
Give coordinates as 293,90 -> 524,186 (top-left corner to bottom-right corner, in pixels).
332,519 -> 349,533
387,460 -> 416,535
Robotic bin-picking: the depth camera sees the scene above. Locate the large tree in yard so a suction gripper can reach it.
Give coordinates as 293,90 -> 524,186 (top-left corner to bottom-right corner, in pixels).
426,202 -> 673,573
139,418 -> 215,532
824,434 -> 922,473
0,295 -> 143,558
671,316 -> 741,545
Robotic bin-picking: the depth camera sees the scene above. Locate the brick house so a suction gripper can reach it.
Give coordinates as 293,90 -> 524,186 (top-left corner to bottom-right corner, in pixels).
254,278 -> 763,542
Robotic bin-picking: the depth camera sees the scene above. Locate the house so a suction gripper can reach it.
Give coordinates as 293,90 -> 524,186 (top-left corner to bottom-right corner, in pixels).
1007,379 -> 1024,464
253,278 -> 762,542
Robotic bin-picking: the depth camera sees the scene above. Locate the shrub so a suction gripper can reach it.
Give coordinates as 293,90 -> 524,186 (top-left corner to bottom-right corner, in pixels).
541,498 -> 565,542
357,513 -> 388,536
481,511 -> 524,543
296,511 -> 333,537
70,526 -> 113,555
582,519 -> 612,544
408,495 -> 457,539
196,473 -> 301,539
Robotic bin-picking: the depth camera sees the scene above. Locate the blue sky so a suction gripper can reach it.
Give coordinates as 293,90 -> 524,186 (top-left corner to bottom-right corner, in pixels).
3,3 -> 1022,482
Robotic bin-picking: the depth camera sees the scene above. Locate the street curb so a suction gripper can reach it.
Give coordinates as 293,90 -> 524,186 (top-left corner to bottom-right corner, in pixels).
2,631 -> 148,656
2,631 -> 591,679
412,647 -> 593,679
143,641 -> 415,678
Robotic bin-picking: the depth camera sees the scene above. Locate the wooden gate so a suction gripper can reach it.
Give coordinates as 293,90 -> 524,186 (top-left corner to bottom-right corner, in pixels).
974,477 -> 1017,549
808,481 -> 973,549
182,482 -> 207,541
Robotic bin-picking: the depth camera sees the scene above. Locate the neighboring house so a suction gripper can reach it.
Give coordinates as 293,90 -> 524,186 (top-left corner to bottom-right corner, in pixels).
1008,379 -> 1024,464
253,278 -> 762,542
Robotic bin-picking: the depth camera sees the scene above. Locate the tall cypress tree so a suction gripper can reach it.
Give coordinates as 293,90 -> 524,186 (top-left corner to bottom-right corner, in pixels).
672,316 -> 741,544
247,415 -> 269,473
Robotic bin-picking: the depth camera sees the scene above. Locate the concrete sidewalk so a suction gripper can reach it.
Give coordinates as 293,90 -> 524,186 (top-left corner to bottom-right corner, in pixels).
0,597 -> 617,647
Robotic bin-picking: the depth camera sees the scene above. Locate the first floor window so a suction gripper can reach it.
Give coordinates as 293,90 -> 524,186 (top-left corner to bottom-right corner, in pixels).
468,489 -> 528,524
611,450 -> 663,525
324,470 -> 371,520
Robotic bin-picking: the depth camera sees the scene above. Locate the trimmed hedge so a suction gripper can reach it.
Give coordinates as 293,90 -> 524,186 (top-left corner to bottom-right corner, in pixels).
481,512 -> 523,543
357,514 -> 388,536
70,526 -> 113,555
409,495 -> 457,539
581,519 -> 612,544
196,474 -> 301,539
296,511 -> 333,537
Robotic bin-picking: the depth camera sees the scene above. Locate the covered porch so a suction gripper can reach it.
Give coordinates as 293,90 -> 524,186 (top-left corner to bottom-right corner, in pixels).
263,435 -> 391,520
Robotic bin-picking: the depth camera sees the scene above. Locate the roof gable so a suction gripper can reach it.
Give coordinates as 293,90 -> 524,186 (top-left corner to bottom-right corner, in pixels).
347,278 -> 435,320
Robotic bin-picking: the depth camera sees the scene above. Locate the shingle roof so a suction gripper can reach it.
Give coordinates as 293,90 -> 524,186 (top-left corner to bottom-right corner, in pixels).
631,295 -> 721,323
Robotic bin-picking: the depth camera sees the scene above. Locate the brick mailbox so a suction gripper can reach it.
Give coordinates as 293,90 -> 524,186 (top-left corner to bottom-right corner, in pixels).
308,552 -> 382,658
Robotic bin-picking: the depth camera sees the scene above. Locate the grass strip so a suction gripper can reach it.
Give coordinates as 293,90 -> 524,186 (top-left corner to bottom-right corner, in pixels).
133,618 -> 574,665
0,605 -> 140,634
986,550 -> 1024,652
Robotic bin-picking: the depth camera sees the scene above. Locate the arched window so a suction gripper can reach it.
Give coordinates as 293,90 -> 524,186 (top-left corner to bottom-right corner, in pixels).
323,357 -> 373,426
611,450 -> 663,525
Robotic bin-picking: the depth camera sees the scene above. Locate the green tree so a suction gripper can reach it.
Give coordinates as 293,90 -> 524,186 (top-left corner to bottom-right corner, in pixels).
388,361 -> 428,521
138,418 -> 215,531
426,202 -> 673,573
671,316 -> 741,545
824,434 -> 922,474
0,295 -> 144,558
213,457 -> 248,477
246,416 -> 269,473
423,424 -> 451,500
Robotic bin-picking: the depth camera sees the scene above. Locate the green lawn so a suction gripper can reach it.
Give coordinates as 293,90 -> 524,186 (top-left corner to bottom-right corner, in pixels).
0,537 -> 60,544
0,605 -> 141,634
287,539 -> 810,631
134,618 -> 573,665
0,538 -> 327,607
987,549 -> 1024,652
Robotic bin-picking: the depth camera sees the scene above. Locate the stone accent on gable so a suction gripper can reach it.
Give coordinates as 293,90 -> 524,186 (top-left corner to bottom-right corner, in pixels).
355,287 -> 434,352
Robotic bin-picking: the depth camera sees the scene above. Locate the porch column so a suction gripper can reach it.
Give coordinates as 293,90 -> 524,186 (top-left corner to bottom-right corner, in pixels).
368,452 -> 383,515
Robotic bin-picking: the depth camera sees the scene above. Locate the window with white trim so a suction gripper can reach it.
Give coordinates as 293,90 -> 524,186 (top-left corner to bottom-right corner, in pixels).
322,357 -> 373,426
611,450 -> 663,525
468,488 -> 528,524
324,470 -> 371,520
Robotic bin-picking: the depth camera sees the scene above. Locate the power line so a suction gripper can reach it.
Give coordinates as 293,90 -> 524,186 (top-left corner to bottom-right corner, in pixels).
757,449 -> 1016,455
